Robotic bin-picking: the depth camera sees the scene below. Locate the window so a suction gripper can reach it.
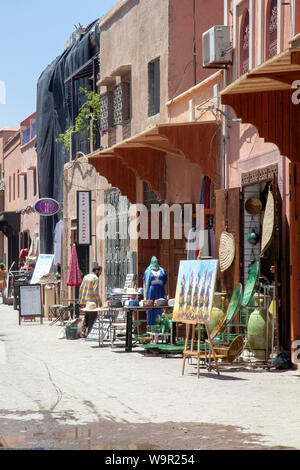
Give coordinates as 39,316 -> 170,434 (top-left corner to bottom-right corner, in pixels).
13,173 -> 15,200
240,10 -> 250,75
9,175 -> 11,202
267,0 -> 278,59
33,168 -> 37,197
17,170 -> 20,198
24,174 -> 27,200
148,57 -> 160,117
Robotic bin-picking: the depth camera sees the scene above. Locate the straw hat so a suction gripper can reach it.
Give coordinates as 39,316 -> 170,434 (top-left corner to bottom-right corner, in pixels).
81,302 -> 101,312
219,231 -> 235,272
127,288 -> 139,295
261,190 -> 274,256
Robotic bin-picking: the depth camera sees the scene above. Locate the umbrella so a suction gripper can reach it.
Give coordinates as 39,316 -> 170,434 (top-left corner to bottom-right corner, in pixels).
67,244 -> 82,287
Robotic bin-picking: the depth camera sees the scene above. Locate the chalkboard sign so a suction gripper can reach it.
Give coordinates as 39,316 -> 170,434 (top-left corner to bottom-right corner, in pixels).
30,254 -> 55,285
19,284 -> 43,325
85,315 -> 111,346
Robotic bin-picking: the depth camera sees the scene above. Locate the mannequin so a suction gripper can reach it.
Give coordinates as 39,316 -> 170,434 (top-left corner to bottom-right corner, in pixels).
143,256 -> 168,326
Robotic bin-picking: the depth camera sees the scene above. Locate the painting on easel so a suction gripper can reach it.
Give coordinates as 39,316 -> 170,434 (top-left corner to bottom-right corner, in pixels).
173,260 -> 218,324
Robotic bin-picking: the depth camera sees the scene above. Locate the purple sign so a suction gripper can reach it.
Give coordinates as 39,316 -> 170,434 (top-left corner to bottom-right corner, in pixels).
34,198 -> 59,216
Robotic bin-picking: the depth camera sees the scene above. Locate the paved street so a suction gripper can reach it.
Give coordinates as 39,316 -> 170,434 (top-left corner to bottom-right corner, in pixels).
0,302 -> 299,450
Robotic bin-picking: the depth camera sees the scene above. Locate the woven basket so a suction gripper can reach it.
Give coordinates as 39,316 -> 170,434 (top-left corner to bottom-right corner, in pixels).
219,231 -> 235,272
261,191 -> 274,256
39,273 -> 55,284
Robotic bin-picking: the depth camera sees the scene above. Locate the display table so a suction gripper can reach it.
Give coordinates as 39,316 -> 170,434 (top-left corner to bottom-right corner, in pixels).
94,305 -> 174,351
123,305 -> 174,352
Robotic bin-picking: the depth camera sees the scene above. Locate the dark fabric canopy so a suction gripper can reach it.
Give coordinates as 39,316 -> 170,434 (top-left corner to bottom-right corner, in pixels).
36,20 -> 100,254
0,212 -> 21,236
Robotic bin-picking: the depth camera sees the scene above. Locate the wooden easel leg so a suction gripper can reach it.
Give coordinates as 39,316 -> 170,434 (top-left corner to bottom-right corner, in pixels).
197,323 -> 201,378
205,324 -> 220,375
182,323 -> 191,376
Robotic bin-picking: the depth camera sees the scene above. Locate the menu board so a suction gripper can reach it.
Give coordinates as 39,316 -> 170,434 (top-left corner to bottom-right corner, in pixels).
30,254 -> 55,285
19,284 -> 42,324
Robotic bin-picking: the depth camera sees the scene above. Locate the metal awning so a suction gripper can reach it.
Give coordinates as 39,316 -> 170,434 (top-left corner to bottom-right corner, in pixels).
88,121 -> 220,203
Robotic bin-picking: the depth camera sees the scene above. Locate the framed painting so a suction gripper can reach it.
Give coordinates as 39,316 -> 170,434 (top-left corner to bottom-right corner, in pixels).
172,259 -> 218,324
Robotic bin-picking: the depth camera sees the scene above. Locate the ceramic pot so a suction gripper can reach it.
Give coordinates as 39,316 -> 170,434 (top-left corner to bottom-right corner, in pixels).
208,293 -> 226,334
247,227 -> 260,245
247,295 -> 272,360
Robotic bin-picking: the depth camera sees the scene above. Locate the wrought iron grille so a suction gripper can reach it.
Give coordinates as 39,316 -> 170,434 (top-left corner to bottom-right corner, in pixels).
113,82 -> 130,126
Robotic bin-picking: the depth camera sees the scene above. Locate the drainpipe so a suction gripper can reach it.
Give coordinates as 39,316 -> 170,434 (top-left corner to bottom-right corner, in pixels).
223,0 -> 230,190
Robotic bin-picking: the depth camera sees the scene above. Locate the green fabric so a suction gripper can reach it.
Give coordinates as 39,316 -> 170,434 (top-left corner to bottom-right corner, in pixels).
144,256 -> 163,296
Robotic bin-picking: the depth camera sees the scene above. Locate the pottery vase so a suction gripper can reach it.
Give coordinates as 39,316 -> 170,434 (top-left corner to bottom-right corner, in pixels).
208,293 -> 226,334
247,295 -> 272,360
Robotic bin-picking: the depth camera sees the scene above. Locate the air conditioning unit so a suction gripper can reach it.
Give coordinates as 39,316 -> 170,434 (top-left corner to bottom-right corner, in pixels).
202,26 -> 232,68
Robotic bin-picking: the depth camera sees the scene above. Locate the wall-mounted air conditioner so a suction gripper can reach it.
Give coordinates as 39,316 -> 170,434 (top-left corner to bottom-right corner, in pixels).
202,26 -> 232,68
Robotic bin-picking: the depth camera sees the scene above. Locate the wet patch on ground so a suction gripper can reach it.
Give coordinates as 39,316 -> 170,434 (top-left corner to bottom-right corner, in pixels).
0,416 -> 295,450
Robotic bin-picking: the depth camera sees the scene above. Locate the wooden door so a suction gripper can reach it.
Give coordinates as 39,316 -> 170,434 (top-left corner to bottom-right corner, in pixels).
138,212 -> 186,298
289,163 -> 300,343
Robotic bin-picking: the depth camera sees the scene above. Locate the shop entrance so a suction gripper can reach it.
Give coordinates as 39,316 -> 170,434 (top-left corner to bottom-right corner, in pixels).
105,188 -> 130,296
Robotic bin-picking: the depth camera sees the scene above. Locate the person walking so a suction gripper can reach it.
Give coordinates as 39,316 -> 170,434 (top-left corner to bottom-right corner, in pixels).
0,263 -> 7,303
79,264 -> 102,338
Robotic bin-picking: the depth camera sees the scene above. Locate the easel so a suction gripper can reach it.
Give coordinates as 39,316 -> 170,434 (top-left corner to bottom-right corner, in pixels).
181,251 -> 220,378
181,322 -> 220,378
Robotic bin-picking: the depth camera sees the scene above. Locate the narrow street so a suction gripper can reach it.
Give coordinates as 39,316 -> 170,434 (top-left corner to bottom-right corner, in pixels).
0,303 -> 299,450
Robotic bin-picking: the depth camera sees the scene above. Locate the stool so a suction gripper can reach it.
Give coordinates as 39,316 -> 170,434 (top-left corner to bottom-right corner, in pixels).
49,305 -> 69,326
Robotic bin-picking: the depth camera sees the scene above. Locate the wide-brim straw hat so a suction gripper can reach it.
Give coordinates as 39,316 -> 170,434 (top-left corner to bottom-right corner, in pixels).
81,302 -> 101,312
261,190 -> 274,256
219,231 -> 235,272
126,288 -> 139,295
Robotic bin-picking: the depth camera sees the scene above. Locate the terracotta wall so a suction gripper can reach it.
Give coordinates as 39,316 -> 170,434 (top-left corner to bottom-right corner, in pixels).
168,0 -> 224,99
3,132 -> 21,213
99,0 -> 169,142
20,139 -> 39,242
61,157 -> 111,302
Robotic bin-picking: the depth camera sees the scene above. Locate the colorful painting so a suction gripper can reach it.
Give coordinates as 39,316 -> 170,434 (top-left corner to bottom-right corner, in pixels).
173,260 -> 218,324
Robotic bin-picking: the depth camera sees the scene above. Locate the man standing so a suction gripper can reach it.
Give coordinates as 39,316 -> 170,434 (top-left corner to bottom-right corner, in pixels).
79,263 -> 102,337
79,263 -> 102,306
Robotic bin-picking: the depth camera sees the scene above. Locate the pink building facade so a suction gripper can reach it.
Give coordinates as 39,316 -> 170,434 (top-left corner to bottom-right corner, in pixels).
220,0 -> 300,349
1,113 -> 39,269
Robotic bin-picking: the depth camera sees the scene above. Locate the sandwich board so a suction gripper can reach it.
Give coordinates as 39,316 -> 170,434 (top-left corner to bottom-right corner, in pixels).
19,284 -> 43,325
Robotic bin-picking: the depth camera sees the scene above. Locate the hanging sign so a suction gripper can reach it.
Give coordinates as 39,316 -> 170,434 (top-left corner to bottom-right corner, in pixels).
77,191 -> 92,246
34,198 -> 59,216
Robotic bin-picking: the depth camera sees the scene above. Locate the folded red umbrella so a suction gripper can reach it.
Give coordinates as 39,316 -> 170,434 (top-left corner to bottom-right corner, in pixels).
67,244 -> 82,287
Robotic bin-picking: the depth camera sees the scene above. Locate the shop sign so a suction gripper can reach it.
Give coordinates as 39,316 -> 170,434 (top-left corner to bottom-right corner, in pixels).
33,198 -> 59,216
77,191 -> 91,246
